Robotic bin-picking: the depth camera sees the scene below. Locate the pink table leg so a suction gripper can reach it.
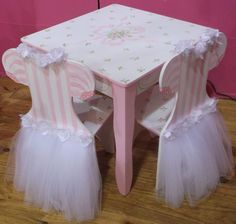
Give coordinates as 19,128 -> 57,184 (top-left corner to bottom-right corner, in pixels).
112,83 -> 136,195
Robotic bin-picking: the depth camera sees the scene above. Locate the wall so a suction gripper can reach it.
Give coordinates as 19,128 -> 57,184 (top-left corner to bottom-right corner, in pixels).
0,0 -> 97,75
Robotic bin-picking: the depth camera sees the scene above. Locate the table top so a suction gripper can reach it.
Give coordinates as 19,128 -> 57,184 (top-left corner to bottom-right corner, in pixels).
22,4 -> 213,87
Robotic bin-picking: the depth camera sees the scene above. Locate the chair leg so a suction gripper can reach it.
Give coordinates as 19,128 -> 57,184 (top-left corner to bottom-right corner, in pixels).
96,115 -> 115,153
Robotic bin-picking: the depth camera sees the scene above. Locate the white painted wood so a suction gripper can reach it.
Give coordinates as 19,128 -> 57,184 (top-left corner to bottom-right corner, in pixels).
21,4 -> 212,88
136,85 -> 176,135
73,94 -> 113,135
136,34 -> 227,136
3,48 -> 114,146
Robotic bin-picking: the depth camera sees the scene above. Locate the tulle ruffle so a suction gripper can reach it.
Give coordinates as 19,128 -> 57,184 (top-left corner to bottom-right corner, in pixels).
6,122 -> 101,221
20,114 -> 92,143
157,101 -> 234,208
163,99 -> 217,140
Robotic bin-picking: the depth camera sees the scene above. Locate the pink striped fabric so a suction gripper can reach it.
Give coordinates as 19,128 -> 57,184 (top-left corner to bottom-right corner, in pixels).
2,49 -> 95,132
159,40 -> 226,128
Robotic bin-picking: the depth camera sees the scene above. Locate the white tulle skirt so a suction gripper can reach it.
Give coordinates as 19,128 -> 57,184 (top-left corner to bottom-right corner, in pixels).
157,101 -> 234,208
6,122 -> 101,221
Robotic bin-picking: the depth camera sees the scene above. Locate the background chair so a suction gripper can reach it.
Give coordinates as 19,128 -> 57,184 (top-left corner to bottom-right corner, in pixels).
2,46 -> 113,221
136,32 -> 234,207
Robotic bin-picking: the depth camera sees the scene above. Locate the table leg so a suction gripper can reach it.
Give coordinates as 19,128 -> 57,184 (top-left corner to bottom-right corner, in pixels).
112,83 -> 136,195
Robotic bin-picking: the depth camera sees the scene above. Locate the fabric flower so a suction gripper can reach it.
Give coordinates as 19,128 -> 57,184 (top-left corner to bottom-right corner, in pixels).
16,43 -> 67,67
16,43 -> 34,58
48,48 -> 67,63
174,29 -> 220,59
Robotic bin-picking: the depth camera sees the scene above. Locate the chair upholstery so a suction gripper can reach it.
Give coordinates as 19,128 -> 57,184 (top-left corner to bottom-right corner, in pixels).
2,46 -> 113,221
136,32 -> 234,207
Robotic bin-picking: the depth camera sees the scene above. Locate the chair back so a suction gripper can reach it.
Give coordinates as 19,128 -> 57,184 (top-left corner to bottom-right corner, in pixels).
159,32 -> 227,129
2,48 -> 95,134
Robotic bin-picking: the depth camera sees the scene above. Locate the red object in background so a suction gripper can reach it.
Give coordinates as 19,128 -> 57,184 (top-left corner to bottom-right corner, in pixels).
100,0 -> 236,98
0,0 -> 97,76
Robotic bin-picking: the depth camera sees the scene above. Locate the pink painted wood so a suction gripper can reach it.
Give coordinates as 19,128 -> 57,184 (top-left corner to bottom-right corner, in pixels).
159,33 -> 227,127
112,83 -> 136,195
134,32 -> 231,208
11,4 -> 228,197
2,48 -> 95,135
3,47 -> 114,147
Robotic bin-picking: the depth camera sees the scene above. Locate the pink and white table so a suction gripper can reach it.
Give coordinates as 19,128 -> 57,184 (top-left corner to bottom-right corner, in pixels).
21,4 -> 213,195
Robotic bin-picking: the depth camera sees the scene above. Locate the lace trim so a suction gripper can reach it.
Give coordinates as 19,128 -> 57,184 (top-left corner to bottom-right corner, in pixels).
16,43 -> 67,67
20,115 -> 92,144
163,99 -> 218,140
174,29 -> 221,59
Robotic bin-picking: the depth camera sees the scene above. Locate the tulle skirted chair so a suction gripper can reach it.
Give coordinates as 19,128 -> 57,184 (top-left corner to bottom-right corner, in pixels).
2,44 -> 113,221
136,30 -> 234,207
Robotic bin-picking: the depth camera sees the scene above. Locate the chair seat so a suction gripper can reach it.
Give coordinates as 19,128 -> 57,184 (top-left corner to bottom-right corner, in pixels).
73,95 -> 113,135
136,85 -> 175,135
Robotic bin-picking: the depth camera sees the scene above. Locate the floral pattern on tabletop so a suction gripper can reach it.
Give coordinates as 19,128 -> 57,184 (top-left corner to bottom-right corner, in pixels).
91,17 -> 145,46
21,4 -> 218,87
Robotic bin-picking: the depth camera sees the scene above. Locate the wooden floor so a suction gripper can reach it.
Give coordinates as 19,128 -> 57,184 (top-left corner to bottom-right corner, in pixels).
0,77 -> 235,224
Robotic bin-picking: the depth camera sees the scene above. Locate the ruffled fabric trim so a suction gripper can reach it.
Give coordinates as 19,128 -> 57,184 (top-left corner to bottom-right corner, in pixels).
16,43 -> 67,67
163,99 -> 217,140
6,125 -> 101,221
20,114 -> 92,144
157,101 -> 234,208
174,29 -> 221,59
